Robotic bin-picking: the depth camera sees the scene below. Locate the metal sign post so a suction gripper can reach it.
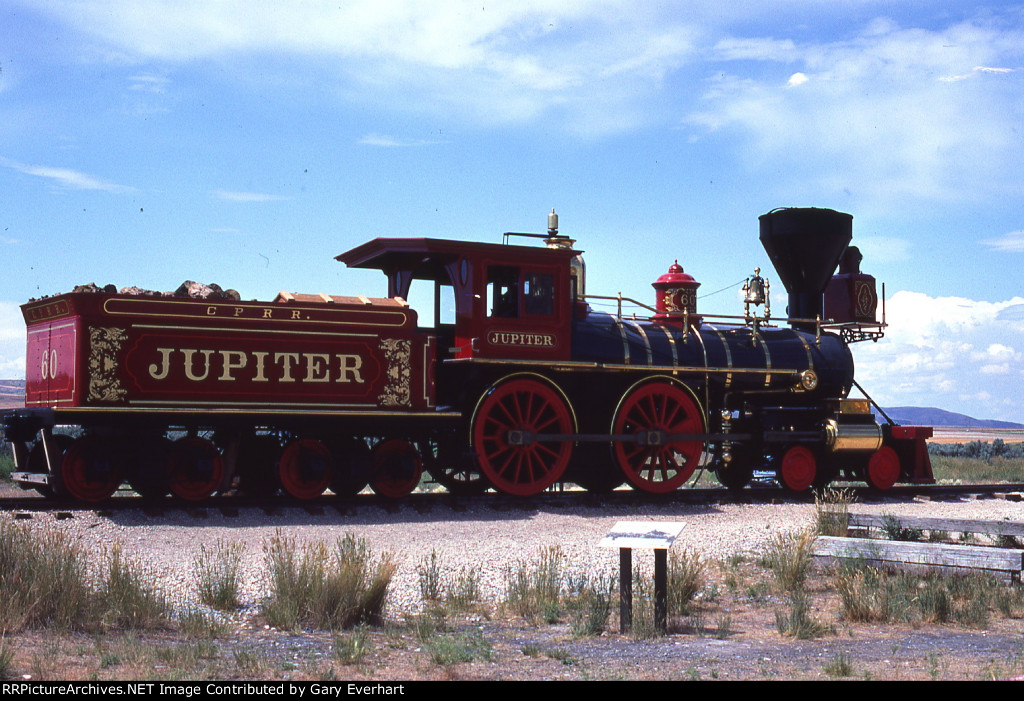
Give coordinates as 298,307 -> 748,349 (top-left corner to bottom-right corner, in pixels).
600,521 -> 686,634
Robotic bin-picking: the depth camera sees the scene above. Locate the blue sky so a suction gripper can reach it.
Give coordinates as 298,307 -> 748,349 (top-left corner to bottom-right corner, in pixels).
2,1 -> 1023,421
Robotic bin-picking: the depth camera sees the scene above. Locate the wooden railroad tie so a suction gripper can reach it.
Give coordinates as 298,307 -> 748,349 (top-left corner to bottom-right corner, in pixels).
844,513 -> 1024,540
813,513 -> 1024,584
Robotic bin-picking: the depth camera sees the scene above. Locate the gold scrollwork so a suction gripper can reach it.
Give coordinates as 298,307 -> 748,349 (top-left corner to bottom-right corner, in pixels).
87,326 -> 129,403
379,338 -> 412,407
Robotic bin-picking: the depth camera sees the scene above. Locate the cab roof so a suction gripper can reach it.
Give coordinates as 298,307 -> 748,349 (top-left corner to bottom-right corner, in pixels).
336,238 -> 580,276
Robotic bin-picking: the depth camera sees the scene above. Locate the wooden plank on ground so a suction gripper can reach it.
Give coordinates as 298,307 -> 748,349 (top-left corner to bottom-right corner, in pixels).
846,514 -> 1024,538
814,536 -> 1024,582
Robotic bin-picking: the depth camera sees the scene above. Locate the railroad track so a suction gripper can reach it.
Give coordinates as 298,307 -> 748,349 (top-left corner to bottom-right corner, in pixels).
2,481 -> 1022,518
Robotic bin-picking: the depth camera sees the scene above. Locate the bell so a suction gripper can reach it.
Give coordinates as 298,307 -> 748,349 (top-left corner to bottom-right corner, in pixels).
744,268 -> 766,306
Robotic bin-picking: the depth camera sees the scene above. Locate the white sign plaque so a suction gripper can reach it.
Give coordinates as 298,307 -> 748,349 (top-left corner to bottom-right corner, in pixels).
599,521 -> 686,550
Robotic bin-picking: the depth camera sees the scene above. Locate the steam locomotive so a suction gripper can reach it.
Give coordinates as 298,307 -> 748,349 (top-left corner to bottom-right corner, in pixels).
2,207 -> 933,502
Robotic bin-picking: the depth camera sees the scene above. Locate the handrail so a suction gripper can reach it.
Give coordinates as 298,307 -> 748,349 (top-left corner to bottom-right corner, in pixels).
581,293 -> 887,344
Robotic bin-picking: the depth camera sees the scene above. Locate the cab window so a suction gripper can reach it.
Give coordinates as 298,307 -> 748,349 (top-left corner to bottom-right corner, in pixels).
487,266 -> 519,317
523,272 -> 554,315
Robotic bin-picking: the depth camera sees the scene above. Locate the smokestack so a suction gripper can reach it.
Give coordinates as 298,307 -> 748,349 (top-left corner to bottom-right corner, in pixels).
758,207 -> 852,331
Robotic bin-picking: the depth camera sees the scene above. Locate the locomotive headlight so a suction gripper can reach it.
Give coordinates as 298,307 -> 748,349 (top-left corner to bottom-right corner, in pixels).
799,369 -> 818,391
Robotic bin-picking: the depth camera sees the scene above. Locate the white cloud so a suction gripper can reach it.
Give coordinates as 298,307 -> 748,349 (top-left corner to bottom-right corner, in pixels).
684,16 -> 1024,208
357,133 -> 444,148
128,73 -> 169,94
21,1 -> 700,135
852,290 -> 1024,422
983,231 -> 1024,252
940,65 -> 1015,82
786,72 -> 808,87
0,302 -> 26,380
714,37 -> 798,62
0,157 -> 135,193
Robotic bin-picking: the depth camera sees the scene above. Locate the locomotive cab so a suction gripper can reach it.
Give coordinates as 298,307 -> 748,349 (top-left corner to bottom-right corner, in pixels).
337,238 -> 578,362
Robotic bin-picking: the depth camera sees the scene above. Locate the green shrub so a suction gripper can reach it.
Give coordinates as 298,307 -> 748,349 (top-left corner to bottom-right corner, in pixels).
564,571 -> 614,637
416,550 -> 481,613
0,453 -> 14,482
503,545 -> 566,623
193,539 -> 245,611
823,652 -> 853,678
502,545 -> 614,634
880,515 -> 923,542
0,518 -> 169,633
837,565 -> 1002,627
425,628 -> 492,666
759,530 -> 816,591
929,454 -> 1024,483
333,625 -> 371,665
97,544 -> 170,630
774,590 -> 833,639
0,517 -> 95,630
178,607 -> 229,639
0,636 -> 14,680
626,572 -> 659,640
814,487 -> 854,536
668,548 -> 706,616
262,533 -> 398,630
928,439 -> 1024,462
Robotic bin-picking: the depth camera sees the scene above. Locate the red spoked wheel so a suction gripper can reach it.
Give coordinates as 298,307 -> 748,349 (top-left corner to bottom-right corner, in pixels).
866,446 -> 901,491
611,381 -> 705,494
55,436 -> 123,502
169,437 -> 225,502
278,438 -> 333,500
775,445 -> 817,493
471,377 -> 574,496
370,439 -> 423,499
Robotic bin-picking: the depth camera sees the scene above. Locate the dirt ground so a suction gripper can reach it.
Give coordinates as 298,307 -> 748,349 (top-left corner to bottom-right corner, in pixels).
3,474 -> 1024,682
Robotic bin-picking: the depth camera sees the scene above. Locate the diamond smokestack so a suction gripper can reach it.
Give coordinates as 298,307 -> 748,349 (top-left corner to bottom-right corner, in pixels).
758,207 -> 852,331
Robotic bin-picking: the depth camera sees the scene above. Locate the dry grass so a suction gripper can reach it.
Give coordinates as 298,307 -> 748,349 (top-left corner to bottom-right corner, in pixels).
0,517 -> 167,633
261,532 -> 399,631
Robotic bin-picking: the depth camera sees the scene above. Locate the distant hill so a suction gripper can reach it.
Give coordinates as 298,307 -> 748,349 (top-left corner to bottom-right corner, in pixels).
0,380 -> 24,409
878,406 -> 1024,429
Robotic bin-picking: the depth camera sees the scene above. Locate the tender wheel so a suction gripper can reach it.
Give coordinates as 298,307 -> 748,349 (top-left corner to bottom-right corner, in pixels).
370,439 -> 423,499
423,437 -> 490,495
327,437 -> 373,496
471,377 -> 574,496
866,446 -> 901,491
775,445 -> 817,493
715,462 -> 754,491
28,434 -> 74,498
55,436 -> 123,503
611,381 -> 704,494
169,436 -> 225,501
278,438 -> 332,500
126,436 -> 173,499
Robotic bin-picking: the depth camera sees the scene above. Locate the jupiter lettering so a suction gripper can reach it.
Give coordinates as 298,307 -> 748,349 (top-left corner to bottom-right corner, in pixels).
147,347 -> 366,384
486,331 -> 556,347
